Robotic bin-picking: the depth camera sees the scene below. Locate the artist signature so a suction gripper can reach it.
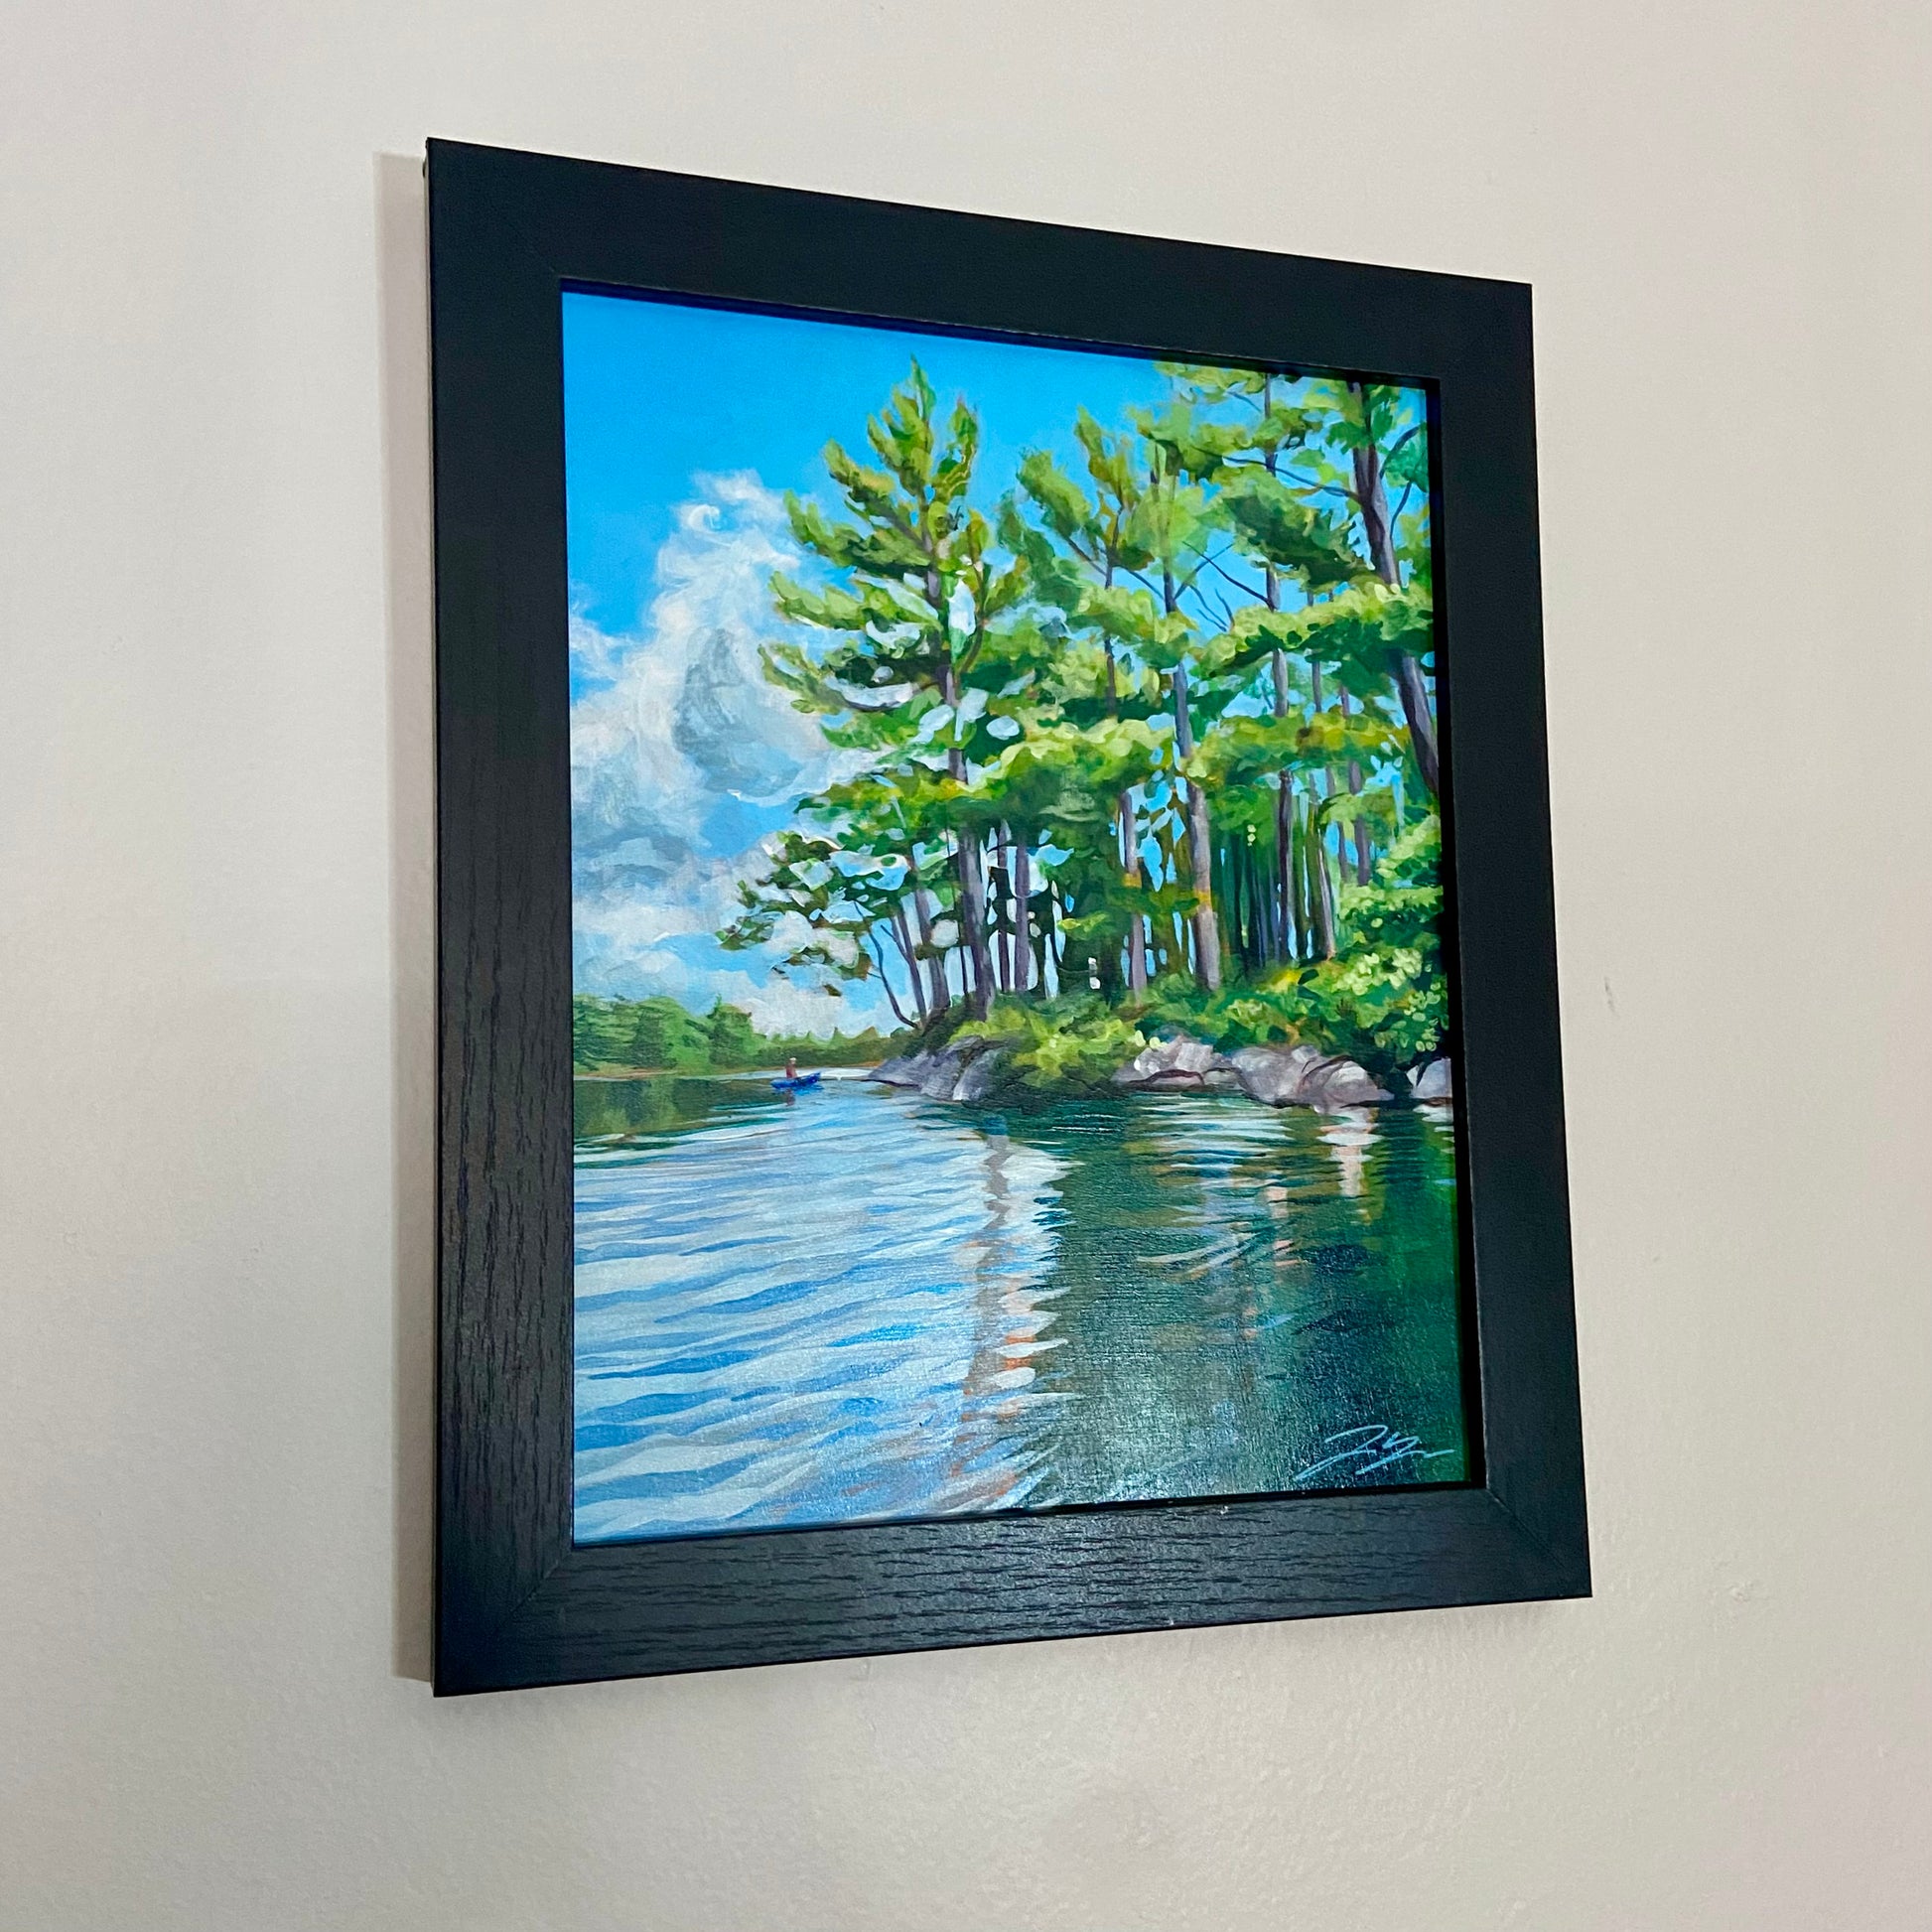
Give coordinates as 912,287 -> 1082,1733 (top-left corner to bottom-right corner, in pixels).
1290,1424 -> 1456,1486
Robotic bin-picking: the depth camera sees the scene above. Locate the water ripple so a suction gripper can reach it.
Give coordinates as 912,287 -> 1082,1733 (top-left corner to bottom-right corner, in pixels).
574,1070 -> 1469,1543
575,1076 -> 1070,1541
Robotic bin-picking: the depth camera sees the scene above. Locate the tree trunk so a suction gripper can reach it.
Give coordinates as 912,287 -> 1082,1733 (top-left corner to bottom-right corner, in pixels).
1257,831 -> 1279,962
1337,688 -> 1372,886
867,932 -> 914,1029
1121,791 -> 1147,997
1170,661 -> 1222,993
930,547 -> 995,1010
1322,803 -> 1341,955
1227,839 -> 1242,968
1291,791 -> 1311,962
911,883 -> 948,1019
1260,534 -> 1293,967
1270,645 -> 1295,965
1105,636 -> 1148,1001
939,672 -> 993,1016
1391,648 -> 1441,797
1310,657 -> 1343,936
1275,790 -> 1296,962
993,824 -> 1012,994
1151,815 -> 1178,976
1307,787 -> 1336,960
1241,837 -> 1261,970
1347,386 -> 1441,797
1252,838 -> 1270,963
1012,837 -> 1031,996
893,903 -> 928,1024
953,832 -> 991,1017
1349,411 -> 1402,589
1219,839 -> 1237,969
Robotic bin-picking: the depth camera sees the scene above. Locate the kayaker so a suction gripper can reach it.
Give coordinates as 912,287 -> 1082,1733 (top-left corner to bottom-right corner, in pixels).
784,1055 -> 798,1082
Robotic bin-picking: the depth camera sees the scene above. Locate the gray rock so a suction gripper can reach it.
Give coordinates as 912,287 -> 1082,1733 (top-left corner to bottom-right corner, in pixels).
950,1047 -> 1006,1102
917,1047 -> 971,1099
1230,1043 -> 1326,1106
1407,1056 -> 1452,1101
1305,1057 -> 1392,1110
870,1039 -> 1006,1102
1231,1043 -> 1390,1111
1112,1033 -> 1231,1089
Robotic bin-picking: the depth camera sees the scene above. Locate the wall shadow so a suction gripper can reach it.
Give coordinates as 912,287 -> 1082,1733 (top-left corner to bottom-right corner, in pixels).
376,150 -> 436,1684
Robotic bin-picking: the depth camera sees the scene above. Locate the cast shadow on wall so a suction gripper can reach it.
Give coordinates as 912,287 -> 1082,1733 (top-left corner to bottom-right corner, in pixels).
376,149 -> 436,1684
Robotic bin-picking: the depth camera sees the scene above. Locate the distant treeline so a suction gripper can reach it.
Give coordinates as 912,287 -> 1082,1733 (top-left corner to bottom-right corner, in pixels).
572,994 -> 904,1074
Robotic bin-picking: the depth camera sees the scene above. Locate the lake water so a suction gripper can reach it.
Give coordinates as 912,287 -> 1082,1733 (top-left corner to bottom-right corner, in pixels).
573,1071 -> 1470,1544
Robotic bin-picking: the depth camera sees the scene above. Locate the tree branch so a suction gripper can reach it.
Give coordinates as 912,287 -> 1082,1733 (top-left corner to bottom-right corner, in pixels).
1196,548 -> 1265,601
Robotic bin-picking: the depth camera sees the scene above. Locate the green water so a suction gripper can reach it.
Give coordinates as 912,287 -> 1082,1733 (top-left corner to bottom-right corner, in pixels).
574,1073 -> 1471,1543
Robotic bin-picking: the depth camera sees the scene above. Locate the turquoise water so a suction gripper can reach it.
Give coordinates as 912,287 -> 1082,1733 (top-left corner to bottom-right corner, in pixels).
573,1072 -> 1470,1544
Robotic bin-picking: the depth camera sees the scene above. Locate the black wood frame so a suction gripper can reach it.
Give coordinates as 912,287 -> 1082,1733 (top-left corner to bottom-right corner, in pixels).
428,137 -> 1587,1696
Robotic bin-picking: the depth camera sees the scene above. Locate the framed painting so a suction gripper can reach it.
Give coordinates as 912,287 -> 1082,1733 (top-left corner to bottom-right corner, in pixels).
428,138 -> 1587,1694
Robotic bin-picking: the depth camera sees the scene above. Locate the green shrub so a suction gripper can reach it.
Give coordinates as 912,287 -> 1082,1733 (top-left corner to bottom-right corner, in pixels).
950,993 -> 1147,1102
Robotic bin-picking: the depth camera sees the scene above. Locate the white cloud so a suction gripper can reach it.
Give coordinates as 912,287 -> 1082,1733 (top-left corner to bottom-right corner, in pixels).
571,473 -> 888,1034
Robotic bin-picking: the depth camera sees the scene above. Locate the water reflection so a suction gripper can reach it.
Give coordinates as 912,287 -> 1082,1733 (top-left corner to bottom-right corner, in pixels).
1317,1107 -> 1379,1198
574,1072 -> 1468,1543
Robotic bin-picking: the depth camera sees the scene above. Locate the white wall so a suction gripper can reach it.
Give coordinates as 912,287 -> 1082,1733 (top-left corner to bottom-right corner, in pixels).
5,3 -> 1929,1925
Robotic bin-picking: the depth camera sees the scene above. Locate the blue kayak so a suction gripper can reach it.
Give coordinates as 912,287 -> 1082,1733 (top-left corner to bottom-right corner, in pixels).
770,1070 -> 823,1092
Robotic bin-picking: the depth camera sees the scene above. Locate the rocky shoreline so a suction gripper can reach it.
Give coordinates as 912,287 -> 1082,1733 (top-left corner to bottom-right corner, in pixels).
870,1032 -> 1451,1114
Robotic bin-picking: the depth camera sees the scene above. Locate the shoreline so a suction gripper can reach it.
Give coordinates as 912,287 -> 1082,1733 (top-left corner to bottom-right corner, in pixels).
870,1033 -> 1451,1116
574,1063 -> 881,1082
577,1037 -> 1452,1117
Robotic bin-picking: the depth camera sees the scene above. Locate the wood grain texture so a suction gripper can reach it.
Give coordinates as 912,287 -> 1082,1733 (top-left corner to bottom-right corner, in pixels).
428,138 -> 1588,1696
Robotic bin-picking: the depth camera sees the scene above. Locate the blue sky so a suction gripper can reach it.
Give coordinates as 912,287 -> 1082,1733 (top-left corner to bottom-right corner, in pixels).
564,289 -> 1214,1035
565,291 -> 1183,652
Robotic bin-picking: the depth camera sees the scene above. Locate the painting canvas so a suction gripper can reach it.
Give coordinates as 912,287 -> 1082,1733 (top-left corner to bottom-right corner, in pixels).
566,289 -> 1470,1547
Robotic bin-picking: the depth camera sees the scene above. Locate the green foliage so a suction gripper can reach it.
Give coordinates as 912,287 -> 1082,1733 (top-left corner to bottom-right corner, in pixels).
704,1001 -> 761,1067
573,996 -> 622,1071
1228,579 -> 1433,682
575,995 -> 713,1071
949,994 -> 1149,1101
1281,816 -> 1448,1070
756,1027 -> 903,1069
571,995 -> 907,1073
706,356 -> 1447,1089
1216,469 -> 1364,592
1118,822 -> 1447,1072
1287,948 -> 1446,1071
1138,974 -> 1308,1051
642,999 -> 712,1069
